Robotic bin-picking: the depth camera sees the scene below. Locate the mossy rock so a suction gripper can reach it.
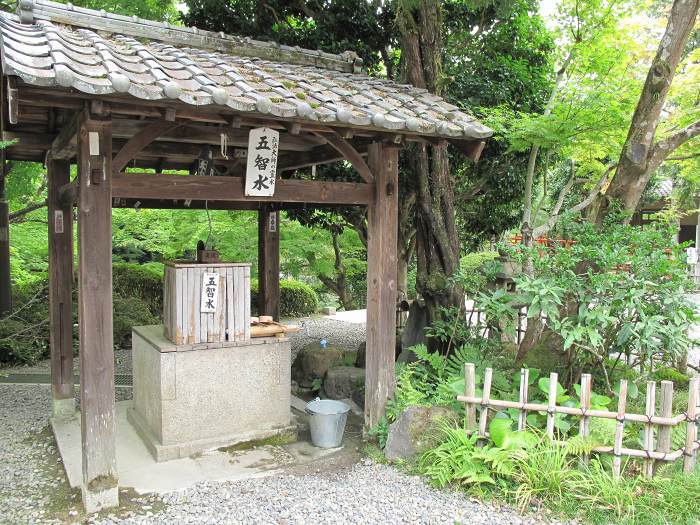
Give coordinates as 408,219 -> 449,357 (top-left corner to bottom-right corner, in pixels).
291,342 -> 344,387
384,405 -> 459,461
521,329 -> 569,375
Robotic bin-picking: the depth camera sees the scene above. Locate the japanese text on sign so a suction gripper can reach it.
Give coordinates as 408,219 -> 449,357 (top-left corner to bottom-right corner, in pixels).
200,272 -> 220,313
245,127 -> 279,197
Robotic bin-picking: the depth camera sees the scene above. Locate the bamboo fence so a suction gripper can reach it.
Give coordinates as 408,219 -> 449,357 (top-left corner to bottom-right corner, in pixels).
457,363 -> 700,478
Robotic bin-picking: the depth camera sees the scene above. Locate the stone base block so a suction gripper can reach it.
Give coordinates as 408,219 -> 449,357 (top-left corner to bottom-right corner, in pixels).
128,407 -> 296,462
131,325 -> 292,461
52,397 -> 76,420
82,485 -> 118,514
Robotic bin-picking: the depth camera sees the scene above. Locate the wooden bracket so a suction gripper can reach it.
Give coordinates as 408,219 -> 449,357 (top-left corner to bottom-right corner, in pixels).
311,129 -> 374,183
452,139 -> 486,163
112,119 -> 181,173
50,111 -> 81,160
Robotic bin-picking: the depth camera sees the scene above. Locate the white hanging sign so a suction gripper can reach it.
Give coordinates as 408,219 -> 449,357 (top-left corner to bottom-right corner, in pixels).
200,272 -> 220,313
245,127 -> 279,197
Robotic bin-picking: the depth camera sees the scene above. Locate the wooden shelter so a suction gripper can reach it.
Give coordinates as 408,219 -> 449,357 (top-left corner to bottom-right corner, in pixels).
0,0 -> 491,511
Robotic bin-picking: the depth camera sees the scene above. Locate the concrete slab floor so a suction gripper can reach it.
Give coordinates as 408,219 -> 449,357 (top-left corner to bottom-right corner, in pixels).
51,400 -> 363,495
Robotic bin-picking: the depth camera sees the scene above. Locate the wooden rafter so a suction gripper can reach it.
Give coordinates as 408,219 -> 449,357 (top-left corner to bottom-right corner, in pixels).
112,119 -> 181,173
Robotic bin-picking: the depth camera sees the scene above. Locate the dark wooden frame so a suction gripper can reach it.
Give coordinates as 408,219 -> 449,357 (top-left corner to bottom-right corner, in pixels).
0,70 -> 485,512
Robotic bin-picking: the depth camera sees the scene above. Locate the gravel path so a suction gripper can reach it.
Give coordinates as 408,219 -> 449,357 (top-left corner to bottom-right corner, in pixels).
0,384 -> 568,525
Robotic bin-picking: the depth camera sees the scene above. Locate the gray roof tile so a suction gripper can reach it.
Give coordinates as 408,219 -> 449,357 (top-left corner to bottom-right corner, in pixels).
0,10 -> 493,140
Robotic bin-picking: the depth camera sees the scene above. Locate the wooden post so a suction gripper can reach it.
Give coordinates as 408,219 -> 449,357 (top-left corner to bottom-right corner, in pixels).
464,363 -> 476,433
643,381 -> 656,478
546,372 -> 558,438
0,172 -> 10,317
478,367 -> 493,438
518,368 -> 529,431
612,380 -> 628,478
656,381 -> 674,473
684,377 -> 699,473
364,142 -> 398,429
257,205 -> 280,321
48,157 -> 75,418
77,111 -> 118,512
580,373 -> 592,464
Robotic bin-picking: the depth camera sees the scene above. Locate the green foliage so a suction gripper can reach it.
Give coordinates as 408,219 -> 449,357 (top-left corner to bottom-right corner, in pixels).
251,278 -> 319,317
479,221 -> 696,379
112,295 -> 158,349
112,263 -> 164,317
279,279 -> 318,317
0,280 -> 51,364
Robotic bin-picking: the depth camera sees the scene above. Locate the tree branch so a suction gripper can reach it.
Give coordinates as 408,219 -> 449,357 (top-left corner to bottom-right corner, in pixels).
650,119 -> 700,169
9,200 -> 48,223
533,165 -> 615,238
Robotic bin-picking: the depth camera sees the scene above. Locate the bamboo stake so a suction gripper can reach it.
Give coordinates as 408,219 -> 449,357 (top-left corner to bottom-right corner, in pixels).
580,373 -> 592,465
546,372 -> 558,438
684,377 -> 699,473
518,368 -> 529,431
478,367 -> 493,439
643,381 -> 656,478
656,381 -> 674,474
612,380 -> 627,479
464,363 -> 476,433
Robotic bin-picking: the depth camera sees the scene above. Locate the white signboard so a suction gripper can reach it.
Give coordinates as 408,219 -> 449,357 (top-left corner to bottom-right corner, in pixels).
244,127 -> 279,197
54,210 -> 64,234
200,272 -> 220,313
687,247 -> 698,265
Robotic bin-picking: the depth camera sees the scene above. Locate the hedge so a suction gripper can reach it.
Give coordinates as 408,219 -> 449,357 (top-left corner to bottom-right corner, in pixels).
251,278 -> 319,317
112,262 -> 164,317
1,263 -> 163,365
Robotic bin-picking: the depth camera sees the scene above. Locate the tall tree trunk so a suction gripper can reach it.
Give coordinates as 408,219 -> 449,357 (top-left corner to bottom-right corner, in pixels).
397,0 -> 462,349
0,170 -> 10,317
589,0 -> 700,223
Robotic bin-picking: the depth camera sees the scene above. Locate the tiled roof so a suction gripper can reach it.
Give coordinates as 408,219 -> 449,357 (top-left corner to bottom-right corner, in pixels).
0,5 -> 493,141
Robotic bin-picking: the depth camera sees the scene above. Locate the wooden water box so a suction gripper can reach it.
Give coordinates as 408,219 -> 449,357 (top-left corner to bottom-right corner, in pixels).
163,261 -> 251,345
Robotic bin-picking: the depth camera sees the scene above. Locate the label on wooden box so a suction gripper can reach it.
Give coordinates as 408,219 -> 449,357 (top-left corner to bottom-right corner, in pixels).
200,272 -> 220,313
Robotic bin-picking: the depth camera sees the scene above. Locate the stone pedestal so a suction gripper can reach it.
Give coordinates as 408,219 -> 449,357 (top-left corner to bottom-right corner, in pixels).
128,325 -> 294,461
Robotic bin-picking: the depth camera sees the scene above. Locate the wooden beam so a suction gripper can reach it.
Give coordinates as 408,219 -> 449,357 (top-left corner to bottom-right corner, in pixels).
112,120 -> 181,173
47,156 -> 74,417
0,173 -> 10,317
112,173 -> 375,206
258,206 -> 280,320
7,77 -> 18,125
51,112 -> 81,160
364,142 -> 399,429
112,198 -> 312,211
312,130 -> 374,183
77,112 -> 119,512
111,119 -> 325,152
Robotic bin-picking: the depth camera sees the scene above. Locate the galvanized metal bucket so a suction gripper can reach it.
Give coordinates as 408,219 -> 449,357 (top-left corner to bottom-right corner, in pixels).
305,398 -> 350,448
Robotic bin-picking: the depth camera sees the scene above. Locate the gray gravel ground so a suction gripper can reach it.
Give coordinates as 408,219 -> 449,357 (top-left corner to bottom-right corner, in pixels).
286,316 -> 366,361
1,317 -> 570,525
0,382 -> 568,525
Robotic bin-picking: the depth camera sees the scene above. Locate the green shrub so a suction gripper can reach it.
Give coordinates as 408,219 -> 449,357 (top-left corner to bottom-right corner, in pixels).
112,262 -> 164,317
0,279 -> 53,364
251,278 -> 319,317
280,279 -> 318,316
113,294 -> 158,348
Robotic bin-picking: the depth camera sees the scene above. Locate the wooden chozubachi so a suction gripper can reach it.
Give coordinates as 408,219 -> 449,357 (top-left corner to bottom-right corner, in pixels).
0,0 -> 492,513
